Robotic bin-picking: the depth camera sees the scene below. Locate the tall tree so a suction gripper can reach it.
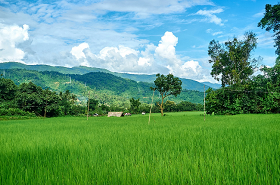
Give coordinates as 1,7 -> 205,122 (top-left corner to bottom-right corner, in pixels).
16,82 -> 45,116
43,89 -> 61,117
258,3 -> 280,55
87,98 -> 98,111
152,73 -> 182,116
0,78 -> 17,101
60,90 -> 77,115
129,98 -> 141,114
208,32 -> 258,87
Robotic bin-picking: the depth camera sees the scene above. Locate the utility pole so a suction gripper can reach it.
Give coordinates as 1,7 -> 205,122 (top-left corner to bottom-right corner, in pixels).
44,96 -> 48,120
149,88 -> 155,124
87,91 -> 90,120
204,85 -> 205,122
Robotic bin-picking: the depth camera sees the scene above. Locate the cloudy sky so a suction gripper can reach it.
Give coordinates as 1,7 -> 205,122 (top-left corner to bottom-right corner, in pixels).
0,0 -> 278,83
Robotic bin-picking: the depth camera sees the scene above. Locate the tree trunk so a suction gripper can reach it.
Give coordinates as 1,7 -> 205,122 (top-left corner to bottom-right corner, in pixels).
160,104 -> 164,116
160,95 -> 164,116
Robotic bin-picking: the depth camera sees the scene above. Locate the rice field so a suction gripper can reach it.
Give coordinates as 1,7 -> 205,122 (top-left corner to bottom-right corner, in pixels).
0,112 -> 279,184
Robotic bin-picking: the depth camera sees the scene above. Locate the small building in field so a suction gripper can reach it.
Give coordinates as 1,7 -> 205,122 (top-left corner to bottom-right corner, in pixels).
108,112 -> 124,117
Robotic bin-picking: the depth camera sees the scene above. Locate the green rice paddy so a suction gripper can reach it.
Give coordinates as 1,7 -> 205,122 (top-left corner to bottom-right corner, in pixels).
0,112 -> 279,184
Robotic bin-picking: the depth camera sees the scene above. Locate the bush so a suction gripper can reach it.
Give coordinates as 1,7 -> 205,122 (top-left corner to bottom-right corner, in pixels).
0,108 -> 36,117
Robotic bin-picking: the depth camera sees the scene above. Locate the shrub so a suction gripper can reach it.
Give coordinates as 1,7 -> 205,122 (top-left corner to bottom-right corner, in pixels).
0,108 -> 36,117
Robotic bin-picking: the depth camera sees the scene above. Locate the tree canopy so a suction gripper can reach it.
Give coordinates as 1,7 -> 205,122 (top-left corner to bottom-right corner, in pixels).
87,98 -> 98,111
129,98 -> 141,114
0,78 -> 17,101
152,73 -> 182,116
258,3 -> 280,55
205,6 -> 280,115
208,32 -> 259,87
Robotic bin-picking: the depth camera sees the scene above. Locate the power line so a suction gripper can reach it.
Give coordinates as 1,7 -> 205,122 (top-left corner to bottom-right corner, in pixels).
221,89 -> 276,94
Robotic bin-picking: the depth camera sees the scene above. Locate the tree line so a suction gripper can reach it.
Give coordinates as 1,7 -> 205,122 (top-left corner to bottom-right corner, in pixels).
205,3 -> 280,115
0,78 -> 81,117
0,68 -> 204,107
0,77 -> 203,118
129,98 -> 203,115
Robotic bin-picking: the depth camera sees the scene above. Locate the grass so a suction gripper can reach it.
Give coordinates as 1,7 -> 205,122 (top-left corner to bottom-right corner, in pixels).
0,112 -> 279,184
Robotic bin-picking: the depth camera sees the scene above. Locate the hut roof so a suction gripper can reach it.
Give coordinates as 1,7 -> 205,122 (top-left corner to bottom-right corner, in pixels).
108,112 -> 124,117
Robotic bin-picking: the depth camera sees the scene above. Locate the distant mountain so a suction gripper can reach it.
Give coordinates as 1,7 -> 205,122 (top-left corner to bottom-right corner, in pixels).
202,82 -> 221,89
111,73 -> 215,92
1,68 -> 204,105
0,62 -> 109,74
0,62 -> 216,92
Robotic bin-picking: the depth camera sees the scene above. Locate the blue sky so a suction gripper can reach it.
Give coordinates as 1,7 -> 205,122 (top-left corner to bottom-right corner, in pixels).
0,0 -> 278,83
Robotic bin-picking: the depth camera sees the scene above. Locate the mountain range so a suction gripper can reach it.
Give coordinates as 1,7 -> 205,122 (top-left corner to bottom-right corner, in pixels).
0,62 -> 221,106
0,62 -> 220,91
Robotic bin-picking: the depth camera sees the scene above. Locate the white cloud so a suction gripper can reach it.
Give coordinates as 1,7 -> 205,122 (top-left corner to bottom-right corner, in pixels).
91,0 -> 213,17
0,0 -> 8,4
67,31 -> 215,82
197,8 -> 224,15
206,29 -> 212,33
206,28 -> 222,36
182,60 -> 200,74
155,31 -> 178,61
98,45 -> 139,59
153,32 -> 215,82
258,32 -> 274,48
195,8 -> 224,26
261,55 -> 277,67
153,32 -> 214,82
82,45 -> 152,73
138,57 -> 151,66
71,43 -> 89,60
0,24 -> 29,63
212,31 -> 223,36
253,11 -> 264,18
0,1 -> 220,82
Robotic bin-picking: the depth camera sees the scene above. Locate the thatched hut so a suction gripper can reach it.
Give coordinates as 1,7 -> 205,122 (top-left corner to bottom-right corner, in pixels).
108,112 -> 124,117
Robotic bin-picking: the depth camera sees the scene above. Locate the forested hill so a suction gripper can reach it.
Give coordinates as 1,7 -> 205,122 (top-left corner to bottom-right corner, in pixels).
70,72 -> 151,94
1,69 -> 204,105
111,73 -> 217,91
0,62 -> 220,91
0,62 -> 110,74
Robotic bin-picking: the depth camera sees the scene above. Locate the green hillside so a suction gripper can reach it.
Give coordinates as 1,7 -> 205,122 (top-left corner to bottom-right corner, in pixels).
0,62 -> 216,91
1,69 -> 204,106
112,73 -> 215,91
0,62 -> 110,75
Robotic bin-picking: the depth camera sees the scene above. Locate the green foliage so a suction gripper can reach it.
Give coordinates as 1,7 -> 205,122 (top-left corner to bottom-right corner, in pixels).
205,77 -> 280,115
59,90 -> 77,116
0,79 -> 80,117
87,98 -> 98,111
152,73 -> 182,116
129,98 -> 141,113
0,68 -> 204,107
164,100 -> 177,112
0,62 -> 110,75
100,104 -> 110,112
205,7 -> 280,115
0,108 -> 36,117
16,82 -> 45,116
139,103 -> 150,113
258,3 -> 280,55
0,78 -> 17,101
150,100 -> 203,113
177,100 -> 203,111
208,32 -> 258,87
